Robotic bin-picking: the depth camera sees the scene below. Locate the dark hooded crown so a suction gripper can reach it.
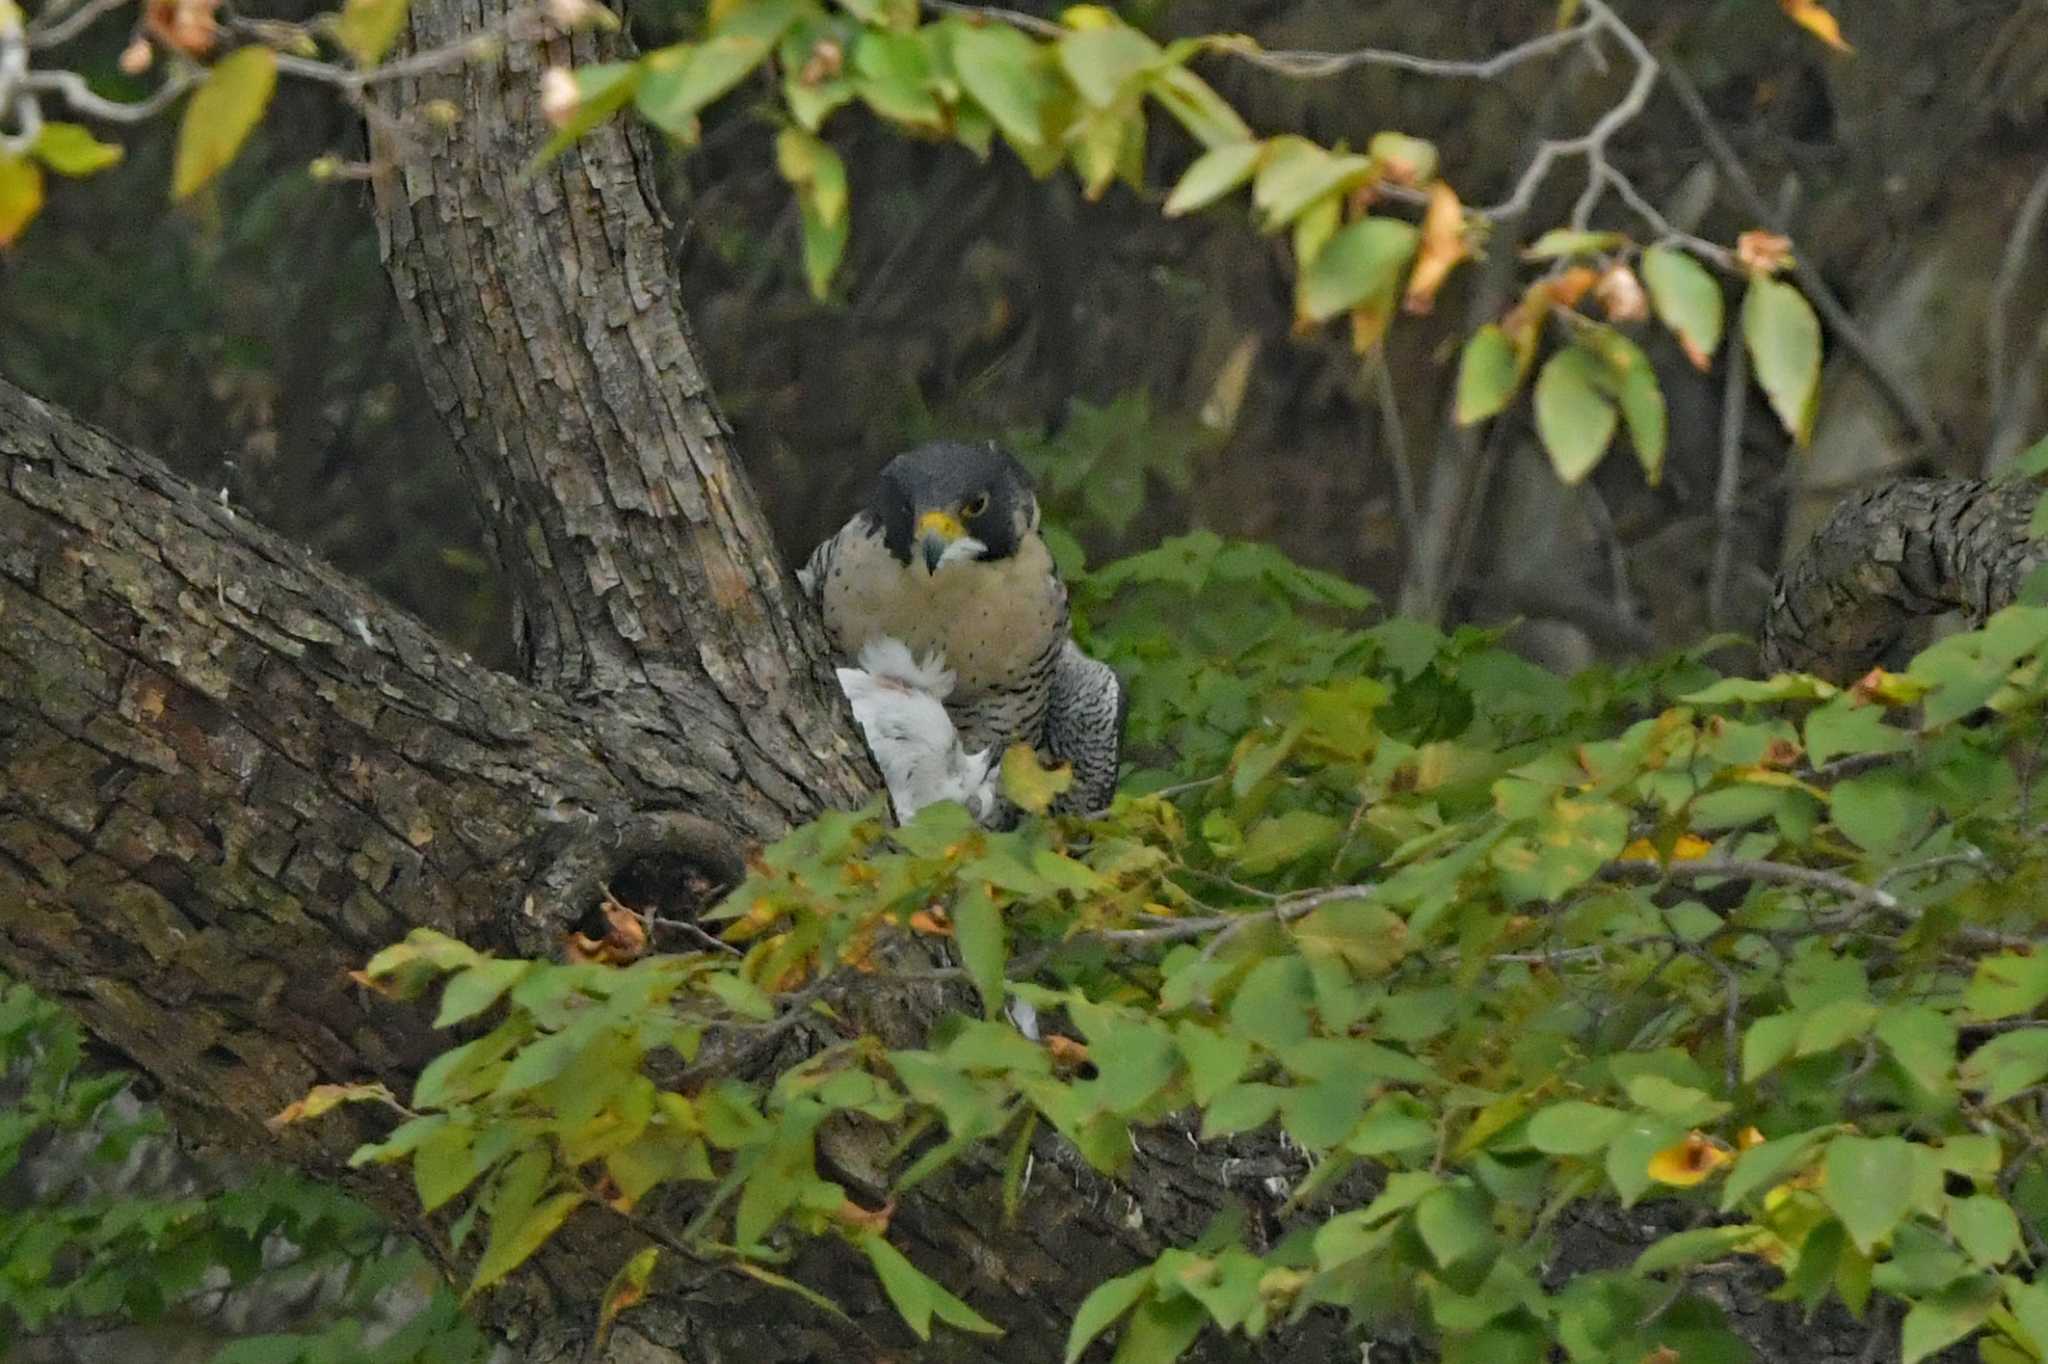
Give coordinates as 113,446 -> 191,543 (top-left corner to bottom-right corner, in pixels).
868,440 -> 1038,564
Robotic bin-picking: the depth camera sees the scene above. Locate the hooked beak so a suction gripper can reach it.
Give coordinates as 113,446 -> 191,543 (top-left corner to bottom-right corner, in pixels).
916,510 -> 966,573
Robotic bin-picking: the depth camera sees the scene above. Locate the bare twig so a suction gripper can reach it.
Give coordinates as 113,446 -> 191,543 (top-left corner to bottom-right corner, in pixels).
26,0 -> 131,48
1099,884 -> 1375,947
1483,2 -> 1657,225
22,64 -> 196,121
1600,856 -> 1900,913
1372,352 -> 1419,538
1218,18 -> 1595,82
1707,315 -> 1750,629
1986,161 -> 2048,470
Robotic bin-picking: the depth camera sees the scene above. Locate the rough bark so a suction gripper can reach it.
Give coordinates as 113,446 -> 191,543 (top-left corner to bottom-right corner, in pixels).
1763,477 -> 2046,680
368,3 -> 872,840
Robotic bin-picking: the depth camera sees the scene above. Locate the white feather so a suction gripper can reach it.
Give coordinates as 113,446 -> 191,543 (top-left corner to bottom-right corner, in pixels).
837,637 -> 1000,825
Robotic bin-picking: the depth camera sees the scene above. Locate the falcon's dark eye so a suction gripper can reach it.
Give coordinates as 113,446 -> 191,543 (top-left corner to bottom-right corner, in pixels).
962,493 -> 990,518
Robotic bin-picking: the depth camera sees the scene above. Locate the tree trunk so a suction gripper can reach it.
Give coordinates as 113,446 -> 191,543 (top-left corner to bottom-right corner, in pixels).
1763,477 -> 2046,680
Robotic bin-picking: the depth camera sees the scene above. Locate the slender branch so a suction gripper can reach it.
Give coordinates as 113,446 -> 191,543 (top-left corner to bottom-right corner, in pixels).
1098,884 -> 1375,947
22,65 -> 195,121
1986,161 -> 2048,470
1707,315 -> 1749,630
1600,856 -> 1900,914
1481,1 -> 1657,224
1219,18 -> 1595,82
1372,352 -> 1419,538
27,0 -> 131,48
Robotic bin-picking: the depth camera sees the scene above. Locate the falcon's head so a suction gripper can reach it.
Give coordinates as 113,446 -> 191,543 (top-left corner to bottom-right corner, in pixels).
868,441 -> 1039,574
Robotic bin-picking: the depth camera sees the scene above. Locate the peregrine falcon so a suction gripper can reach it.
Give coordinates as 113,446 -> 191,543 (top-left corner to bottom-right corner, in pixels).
800,440 -> 1125,817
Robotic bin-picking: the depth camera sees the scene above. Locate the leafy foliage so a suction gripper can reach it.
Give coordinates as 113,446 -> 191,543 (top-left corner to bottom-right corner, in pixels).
304,525 -> 2048,1362
0,981 -> 486,1363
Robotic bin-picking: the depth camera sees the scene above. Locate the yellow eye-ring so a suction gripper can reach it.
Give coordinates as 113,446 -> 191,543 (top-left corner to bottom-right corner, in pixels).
963,493 -> 989,517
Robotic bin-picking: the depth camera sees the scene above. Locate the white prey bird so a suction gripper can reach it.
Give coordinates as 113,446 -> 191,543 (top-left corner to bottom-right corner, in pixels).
835,637 -> 1000,827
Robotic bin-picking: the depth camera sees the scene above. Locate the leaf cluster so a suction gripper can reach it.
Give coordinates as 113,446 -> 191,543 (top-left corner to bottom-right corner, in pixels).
0,980 -> 486,1363
320,529 -> 2048,1363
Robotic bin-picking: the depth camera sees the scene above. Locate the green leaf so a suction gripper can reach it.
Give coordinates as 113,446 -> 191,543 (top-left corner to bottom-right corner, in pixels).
1236,809 -> 1342,872
1109,1295 -> 1206,1364
1960,1030 -> 2048,1105
1947,1195 -> 2020,1267
172,47 -> 279,200
1522,228 -> 1625,259
1413,1185 -> 1497,1275
1146,64 -> 1251,149
1296,216 -> 1418,323
1199,1082 -> 1284,1138
32,123 -> 123,177
861,1234 -> 1001,1341
413,1121 -> 477,1213
1875,1004 -> 1957,1099
1065,1267 -> 1152,1364
637,36 -> 772,139
851,29 -> 943,127
1346,1093 -> 1436,1157
1057,23 -> 1159,107
1829,768 -> 1930,856
330,0 -> 411,67
1610,341 -> 1667,483
528,62 -> 642,171
1720,1128 -> 1828,1211
776,126 -> 850,297
1455,324 -> 1519,425
436,960 -> 530,1028
1533,346 -> 1618,484
1227,957 -> 1313,1049
1802,696 -> 1913,768
952,21 -> 1055,150
1252,136 -> 1374,232
1632,1224 -> 1757,1276
1900,1279 -> 1999,1364
1821,1135 -> 1915,1254
2008,1280 -> 2048,1356
1964,955 -> 2048,1021
1175,1022 -> 1252,1107
951,885 -> 1006,1021
1742,275 -> 1822,445
0,153 -> 45,246
1606,1118 -> 1686,1207
1163,141 -> 1262,217
1525,1101 -> 1630,1155
468,1190 -> 582,1297
1641,245 -> 1724,366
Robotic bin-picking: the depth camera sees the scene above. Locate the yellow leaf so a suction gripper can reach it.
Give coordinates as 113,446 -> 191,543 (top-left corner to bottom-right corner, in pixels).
330,0 -> 410,67
1000,742 -> 1073,815
1647,1131 -> 1732,1187
268,1081 -> 394,1130
1403,181 -> 1469,316
1778,0 -> 1851,52
1622,833 -> 1714,862
0,154 -> 43,246
172,46 -> 278,201
33,123 -> 124,177
595,1247 -> 659,1349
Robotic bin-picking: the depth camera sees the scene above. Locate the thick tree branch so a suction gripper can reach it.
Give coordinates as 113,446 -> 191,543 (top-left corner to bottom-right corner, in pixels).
1763,477 -> 2045,680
